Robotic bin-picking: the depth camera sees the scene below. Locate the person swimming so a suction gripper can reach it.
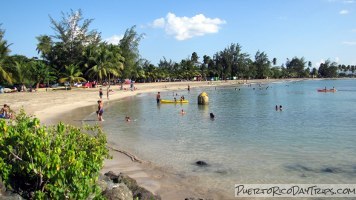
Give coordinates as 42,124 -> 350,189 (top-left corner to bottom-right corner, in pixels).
210,112 -> 215,119
125,116 -> 131,122
180,109 -> 186,115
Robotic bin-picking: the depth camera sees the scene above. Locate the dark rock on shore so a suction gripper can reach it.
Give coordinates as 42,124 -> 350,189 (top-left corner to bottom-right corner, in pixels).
0,178 -> 24,200
195,160 -> 209,167
102,183 -> 133,200
103,171 -> 161,200
0,171 -> 160,200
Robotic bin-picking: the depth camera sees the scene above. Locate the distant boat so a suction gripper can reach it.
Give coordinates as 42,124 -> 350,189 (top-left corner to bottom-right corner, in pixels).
317,88 -> 337,92
160,99 -> 189,104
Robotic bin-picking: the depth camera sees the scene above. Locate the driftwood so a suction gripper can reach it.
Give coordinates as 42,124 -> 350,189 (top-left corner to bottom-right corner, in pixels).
108,146 -> 143,163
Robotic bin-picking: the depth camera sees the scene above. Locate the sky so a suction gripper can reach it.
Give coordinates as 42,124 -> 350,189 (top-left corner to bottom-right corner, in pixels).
0,0 -> 355,68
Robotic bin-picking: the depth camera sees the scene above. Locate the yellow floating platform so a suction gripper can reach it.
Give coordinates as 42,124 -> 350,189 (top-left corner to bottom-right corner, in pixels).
160,99 -> 189,104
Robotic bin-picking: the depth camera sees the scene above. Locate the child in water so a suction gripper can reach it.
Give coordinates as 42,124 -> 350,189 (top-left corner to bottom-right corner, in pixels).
125,116 -> 131,122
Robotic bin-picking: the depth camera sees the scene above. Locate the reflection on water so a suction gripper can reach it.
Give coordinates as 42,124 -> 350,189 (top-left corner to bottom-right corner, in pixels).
83,79 -> 356,193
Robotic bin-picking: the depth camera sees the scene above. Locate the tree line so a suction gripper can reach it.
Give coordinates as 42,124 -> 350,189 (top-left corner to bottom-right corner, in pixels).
0,10 -> 355,88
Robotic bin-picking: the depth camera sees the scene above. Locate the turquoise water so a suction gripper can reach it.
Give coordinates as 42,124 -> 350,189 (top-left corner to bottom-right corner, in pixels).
87,79 -> 356,193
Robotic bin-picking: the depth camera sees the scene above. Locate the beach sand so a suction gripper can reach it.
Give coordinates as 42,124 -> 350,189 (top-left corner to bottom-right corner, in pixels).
1,79 -> 288,199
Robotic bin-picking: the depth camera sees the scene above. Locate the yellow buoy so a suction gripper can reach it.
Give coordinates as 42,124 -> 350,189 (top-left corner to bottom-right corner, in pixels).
198,92 -> 209,105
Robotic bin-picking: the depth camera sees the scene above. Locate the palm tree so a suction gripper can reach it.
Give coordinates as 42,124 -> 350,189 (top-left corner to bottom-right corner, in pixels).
36,35 -> 52,59
30,60 -> 57,89
0,25 -> 13,84
59,64 -> 86,87
86,44 -> 124,84
13,60 -> 30,85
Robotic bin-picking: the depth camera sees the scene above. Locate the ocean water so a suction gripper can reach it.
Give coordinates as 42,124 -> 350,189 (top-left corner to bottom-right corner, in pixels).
85,79 -> 356,194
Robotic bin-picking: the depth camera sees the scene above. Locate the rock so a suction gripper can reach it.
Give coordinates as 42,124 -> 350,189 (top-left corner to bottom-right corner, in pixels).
196,161 -> 209,167
0,179 -> 6,195
198,92 -> 209,105
102,171 -> 161,200
97,179 -> 109,193
117,173 -> 138,190
0,193 -> 24,200
102,183 -> 133,200
104,171 -> 120,183
118,173 -> 161,200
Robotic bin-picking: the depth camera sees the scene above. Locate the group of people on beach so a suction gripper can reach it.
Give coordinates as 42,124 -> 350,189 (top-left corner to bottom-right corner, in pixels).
0,104 -> 14,119
97,86 -> 133,122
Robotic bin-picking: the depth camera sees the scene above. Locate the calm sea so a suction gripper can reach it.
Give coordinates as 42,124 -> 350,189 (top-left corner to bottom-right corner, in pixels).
84,79 -> 356,194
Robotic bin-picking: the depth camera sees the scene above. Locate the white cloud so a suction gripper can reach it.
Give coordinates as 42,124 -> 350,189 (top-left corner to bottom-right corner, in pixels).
344,0 -> 354,3
335,57 -> 340,62
339,9 -> 349,14
152,18 -> 165,28
342,41 -> 356,45
104,35 -> 123,45
152,12 -> 226,40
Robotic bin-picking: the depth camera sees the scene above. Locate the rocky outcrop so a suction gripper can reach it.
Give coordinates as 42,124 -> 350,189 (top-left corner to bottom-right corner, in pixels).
0,179 -> 24,200
103,171 -> 161,200
102,183 -> 133,200
0,171 -> 160,200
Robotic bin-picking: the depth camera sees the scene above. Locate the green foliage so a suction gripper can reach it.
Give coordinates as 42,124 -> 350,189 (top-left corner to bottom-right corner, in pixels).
318,59 -> 338,78
0,24 -> 13,84
0,110 -> 110,199
59,64 -> 86,86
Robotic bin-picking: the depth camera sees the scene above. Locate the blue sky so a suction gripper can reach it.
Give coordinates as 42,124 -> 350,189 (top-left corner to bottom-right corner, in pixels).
1,0 -> 355,67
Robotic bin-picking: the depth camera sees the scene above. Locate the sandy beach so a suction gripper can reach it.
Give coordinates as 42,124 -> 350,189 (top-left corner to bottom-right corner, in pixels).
1,79 -> 290,199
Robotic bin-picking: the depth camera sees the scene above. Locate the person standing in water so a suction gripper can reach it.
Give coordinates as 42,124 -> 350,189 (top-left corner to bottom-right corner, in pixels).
107,86 -> 111,100
97,100 -> 104,121
156,92 -> 161,103
99,87 -> 103,99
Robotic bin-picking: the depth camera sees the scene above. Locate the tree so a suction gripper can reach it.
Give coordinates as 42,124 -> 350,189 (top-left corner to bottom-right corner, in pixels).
119,26 -> 144,79
59,64 -> 86,86
36,35 -> 52,59
311,67 -> 318,78
308,61 -> 312,69
36,9 -> 101,72
286,57 -> 306,78
30,60 -> 56,89
191,52 -> 199,63
254,50 -> 270,79
158,57 -> 176,81
272,58 -> 277,66
0,24 -> 13,84
85,43 -> 124,84
318,60 -> 338,78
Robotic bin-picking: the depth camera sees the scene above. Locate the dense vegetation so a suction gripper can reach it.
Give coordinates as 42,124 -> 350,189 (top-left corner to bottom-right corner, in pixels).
0,110 -> 109,199
0,10 -> 355,88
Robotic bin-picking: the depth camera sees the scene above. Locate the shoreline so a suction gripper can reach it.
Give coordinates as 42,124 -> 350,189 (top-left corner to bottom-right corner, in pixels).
2,78 -> 308,199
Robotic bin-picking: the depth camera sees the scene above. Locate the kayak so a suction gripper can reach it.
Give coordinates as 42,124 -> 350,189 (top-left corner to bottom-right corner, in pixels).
317,89 -> 337,92
160,99 -> 189,104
